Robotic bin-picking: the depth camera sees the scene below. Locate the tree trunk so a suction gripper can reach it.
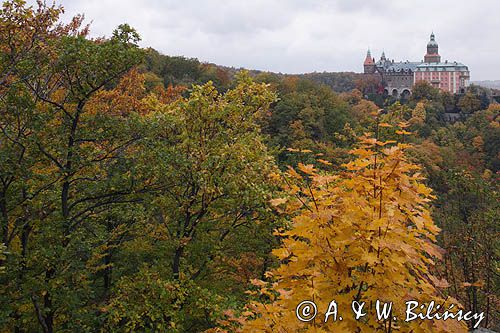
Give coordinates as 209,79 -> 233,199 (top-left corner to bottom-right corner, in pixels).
172,245 -> 184,280
43,268 -> 55,333
0,191 -> 8,244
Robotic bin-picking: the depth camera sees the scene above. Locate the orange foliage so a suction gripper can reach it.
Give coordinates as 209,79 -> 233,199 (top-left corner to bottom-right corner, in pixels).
87,68 -> 147,116
153,84 -> 186,104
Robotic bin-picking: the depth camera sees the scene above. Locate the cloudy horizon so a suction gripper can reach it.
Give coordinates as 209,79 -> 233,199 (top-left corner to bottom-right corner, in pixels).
28,0 -> 500,80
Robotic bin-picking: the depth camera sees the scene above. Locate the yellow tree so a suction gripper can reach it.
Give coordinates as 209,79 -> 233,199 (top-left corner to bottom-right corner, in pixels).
239,126 -> 468,332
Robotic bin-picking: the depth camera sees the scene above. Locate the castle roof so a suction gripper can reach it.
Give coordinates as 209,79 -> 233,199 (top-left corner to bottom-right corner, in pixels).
427,32 -> 438,47
376,60 -> 420,73
416,61 -> 468,71
364,49 -> 374,65
387,61 -> 420,72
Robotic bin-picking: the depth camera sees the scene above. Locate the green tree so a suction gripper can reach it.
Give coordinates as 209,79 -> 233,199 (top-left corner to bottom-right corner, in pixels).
0,2 -> 144,329
435,170 -> 499,330
101,72 -> 282,331
458,92 -> 482,114
411,81 -> 440,102
263,79 -> 351,166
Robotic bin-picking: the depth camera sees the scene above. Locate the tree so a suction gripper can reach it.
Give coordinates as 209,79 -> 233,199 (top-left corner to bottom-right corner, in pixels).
406,103 -> 499,330
411,81 -> 440,102
0,1 -> 144,329
435,170 -> 499,330
239,128 -> 467,332
101,72 -> 282,331
458,92 -> 481,114
0,0 -> 67,91
441,91 -> 456,112
263,79 -> 351,166
355,74 -> 382,95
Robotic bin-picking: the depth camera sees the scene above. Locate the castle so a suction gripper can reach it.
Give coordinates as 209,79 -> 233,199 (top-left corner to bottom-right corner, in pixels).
363,33 -> 470,97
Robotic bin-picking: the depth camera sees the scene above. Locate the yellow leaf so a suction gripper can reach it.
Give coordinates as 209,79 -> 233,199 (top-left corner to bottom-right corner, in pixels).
463,280 -> 485,288
297,163 -> 316,175
269,198 -> 287,206
317,159 -> 332,166
286,167 -> 303,179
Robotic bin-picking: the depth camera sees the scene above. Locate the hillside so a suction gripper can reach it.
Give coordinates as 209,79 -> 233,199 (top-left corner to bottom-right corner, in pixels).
473,80 -> 500,89
142,48 -> 361,93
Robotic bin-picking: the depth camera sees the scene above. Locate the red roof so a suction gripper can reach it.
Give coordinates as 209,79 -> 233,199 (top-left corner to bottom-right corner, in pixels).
364,50 -> 374,65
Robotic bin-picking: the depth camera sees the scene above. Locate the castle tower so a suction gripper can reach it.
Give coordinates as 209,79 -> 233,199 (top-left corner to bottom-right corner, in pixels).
363,49 -> 376,74
424,32 -> 441,63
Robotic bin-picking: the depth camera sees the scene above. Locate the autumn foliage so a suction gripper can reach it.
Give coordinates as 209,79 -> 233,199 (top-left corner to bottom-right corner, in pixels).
239,127 -> 467,332
0,1 -> 498,332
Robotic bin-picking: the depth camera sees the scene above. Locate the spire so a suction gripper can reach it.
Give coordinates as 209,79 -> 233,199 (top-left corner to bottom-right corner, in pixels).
364,49 -> 374,65
428,32 -> 438,46
424,32 -> 440,63
363,49 -> 376,74
381,50 -> 386,61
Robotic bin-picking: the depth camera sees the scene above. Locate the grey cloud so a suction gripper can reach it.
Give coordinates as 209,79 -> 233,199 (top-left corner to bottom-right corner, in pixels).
25,0 -> 500,80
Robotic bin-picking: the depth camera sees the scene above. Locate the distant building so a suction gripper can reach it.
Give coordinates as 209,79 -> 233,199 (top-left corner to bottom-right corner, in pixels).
363,33 -> 470,97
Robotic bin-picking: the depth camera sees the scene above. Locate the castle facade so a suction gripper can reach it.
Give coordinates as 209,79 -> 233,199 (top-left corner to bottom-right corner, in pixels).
363,33 -> 470,97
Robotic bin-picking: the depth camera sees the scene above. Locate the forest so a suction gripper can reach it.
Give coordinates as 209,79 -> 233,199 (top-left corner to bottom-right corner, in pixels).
0,1 -> 498,332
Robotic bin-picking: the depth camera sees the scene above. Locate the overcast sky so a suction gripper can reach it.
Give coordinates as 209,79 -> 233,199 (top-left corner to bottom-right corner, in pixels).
30,0 -> 500,80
